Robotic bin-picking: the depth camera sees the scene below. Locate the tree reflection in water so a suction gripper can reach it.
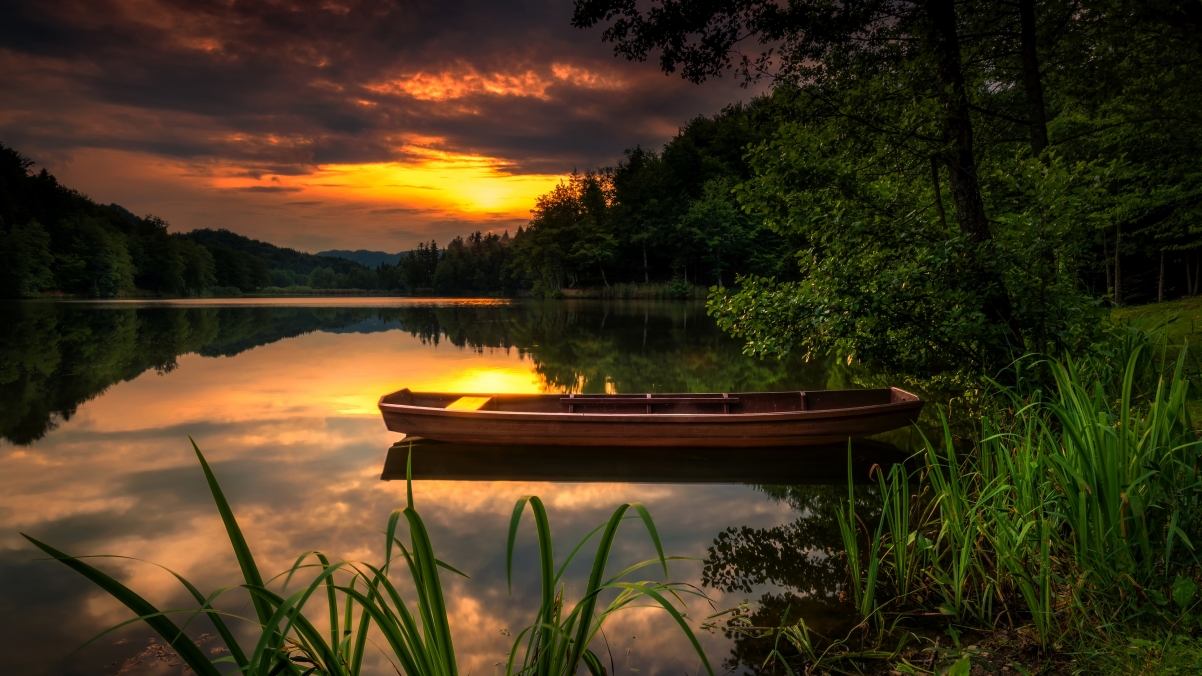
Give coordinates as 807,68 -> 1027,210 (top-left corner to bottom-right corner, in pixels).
0,299 -> 847,444
704,485 -> 885,674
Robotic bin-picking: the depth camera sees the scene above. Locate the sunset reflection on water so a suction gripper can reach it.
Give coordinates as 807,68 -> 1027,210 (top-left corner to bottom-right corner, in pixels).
0,300 -> 857,676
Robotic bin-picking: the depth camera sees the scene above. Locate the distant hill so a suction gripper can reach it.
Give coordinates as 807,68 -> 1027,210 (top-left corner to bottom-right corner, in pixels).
184,229 -> 367,275
318,249 -> 403,269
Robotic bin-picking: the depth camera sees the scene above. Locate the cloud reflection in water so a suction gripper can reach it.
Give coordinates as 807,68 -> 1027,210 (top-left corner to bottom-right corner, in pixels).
0,300 -> 864,676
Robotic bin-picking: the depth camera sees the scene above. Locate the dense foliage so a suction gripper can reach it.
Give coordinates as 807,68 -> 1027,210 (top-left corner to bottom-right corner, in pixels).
508,103 -> 802,292
572,0 -> 1202,377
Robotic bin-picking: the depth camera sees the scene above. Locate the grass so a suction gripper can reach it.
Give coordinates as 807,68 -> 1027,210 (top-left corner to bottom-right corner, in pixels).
745,339 -> 1202,674
1113,298 -> 1202,428
1113,297 -> 1202,347
24,441 -> 712,676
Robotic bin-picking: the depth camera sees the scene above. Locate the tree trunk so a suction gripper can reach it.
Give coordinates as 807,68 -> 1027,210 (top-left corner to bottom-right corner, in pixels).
931,156 -> 948,229
924,0 -> 1015,333
1187,253 -> 1193,297
642,245 -> 649,284
1018,0 -> 1050,155
1113,223 -> 1123,305
1194,254 -> 1201,296
1104,232 -> 1113,297
1158,248 -> 1166,303
600,265 -> 610,288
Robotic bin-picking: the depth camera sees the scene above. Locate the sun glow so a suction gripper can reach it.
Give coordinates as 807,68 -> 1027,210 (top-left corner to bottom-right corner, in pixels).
209,136 -> 562,218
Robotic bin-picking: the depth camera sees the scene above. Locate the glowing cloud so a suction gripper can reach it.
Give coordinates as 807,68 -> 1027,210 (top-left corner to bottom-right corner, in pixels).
367,61 -> 626,102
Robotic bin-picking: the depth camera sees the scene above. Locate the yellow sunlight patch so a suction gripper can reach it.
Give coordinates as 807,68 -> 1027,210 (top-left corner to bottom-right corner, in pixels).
445,396 -> 492,411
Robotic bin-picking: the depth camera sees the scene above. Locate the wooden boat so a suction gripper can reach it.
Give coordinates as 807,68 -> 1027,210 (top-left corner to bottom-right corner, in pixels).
377,388 -> 923,447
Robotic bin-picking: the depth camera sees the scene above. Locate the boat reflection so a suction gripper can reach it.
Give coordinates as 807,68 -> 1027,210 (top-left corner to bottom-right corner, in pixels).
383,436 -> 908,483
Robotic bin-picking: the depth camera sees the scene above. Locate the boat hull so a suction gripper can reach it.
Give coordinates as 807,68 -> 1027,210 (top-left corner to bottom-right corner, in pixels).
378,388 -> 923,447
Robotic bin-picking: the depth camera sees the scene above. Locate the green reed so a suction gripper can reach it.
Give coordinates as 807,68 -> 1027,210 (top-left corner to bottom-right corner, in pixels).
830,342 -> 1202,661
23,441 -> 712,676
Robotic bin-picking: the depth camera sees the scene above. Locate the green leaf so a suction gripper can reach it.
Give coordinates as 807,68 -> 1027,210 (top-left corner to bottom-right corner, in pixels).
946,656 -> 971,676
1173,576 -> 1198,608
190,437 -> 272,626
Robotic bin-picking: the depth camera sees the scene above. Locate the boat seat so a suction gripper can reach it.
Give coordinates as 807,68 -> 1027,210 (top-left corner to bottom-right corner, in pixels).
558,397 -> 740,405
445,396 -> 492,411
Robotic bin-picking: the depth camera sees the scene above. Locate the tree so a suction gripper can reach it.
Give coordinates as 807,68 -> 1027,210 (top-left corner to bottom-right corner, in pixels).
0,219 -> 54,297
400,241 -> 440,291
128,216 -> 186,294
309,267 -> 336,289
676,179 -> 752,288
514,171 -> 614,289
176,236 -> 216,293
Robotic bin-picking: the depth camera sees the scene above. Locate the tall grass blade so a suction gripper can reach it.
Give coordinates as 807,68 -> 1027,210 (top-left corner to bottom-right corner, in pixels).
21,535 -> 224,676
189,437 -> 273,626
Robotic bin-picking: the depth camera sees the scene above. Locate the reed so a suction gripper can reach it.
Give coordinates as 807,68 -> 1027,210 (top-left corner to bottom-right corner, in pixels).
823,342 -> 1202,668
23,441 -> 712,676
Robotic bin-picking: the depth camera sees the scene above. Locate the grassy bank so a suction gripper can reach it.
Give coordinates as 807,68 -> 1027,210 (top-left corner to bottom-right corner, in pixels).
757,328 -> 1202,674
1114,297 -> 1202,346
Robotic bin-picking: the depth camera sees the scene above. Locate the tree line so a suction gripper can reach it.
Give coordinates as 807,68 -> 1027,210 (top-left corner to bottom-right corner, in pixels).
395,101 -> 804,296
0,142 -> 418,298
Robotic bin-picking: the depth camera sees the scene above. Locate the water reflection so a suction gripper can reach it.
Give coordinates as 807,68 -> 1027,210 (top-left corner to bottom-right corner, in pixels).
1,299 -> 846,445
384,439 -> 903,484
0,299 -> 890,676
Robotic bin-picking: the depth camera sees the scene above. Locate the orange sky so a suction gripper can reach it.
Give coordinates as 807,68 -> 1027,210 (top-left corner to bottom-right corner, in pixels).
0,0 -> 758,252
51,141 -> 568,251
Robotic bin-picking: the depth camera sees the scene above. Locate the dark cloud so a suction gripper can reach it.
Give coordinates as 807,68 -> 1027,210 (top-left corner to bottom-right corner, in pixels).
0,0 -> 753,172
368,206 -> 429,215
227,185 -> 303,193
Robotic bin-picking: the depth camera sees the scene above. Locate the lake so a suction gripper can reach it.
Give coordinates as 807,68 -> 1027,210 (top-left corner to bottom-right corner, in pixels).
0,298 -> 903,676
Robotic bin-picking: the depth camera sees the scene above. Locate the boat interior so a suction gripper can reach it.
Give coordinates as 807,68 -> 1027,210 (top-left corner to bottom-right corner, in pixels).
380,388 -> 907,414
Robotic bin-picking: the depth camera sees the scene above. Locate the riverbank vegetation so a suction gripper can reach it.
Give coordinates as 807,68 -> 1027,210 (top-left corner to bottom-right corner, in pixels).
828,344 -> 1201,674
692,334 -> 1202,674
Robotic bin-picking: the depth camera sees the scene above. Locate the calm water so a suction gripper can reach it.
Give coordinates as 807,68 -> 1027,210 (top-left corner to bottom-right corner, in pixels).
0,299 -> 902,676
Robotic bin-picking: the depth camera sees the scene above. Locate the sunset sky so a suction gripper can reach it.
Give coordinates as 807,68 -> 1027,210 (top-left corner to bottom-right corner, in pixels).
0,0 -> 755,252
